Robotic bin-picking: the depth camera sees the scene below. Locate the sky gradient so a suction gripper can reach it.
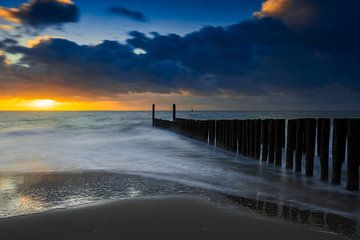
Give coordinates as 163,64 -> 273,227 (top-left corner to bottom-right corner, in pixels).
0,0 -> 359,111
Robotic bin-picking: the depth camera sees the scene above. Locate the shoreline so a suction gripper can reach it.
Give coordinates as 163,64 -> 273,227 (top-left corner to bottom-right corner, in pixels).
0,196 -> 350,240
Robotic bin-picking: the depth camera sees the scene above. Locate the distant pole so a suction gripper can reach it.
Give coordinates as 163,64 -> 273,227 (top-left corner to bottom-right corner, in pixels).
173,104 -> 176,122
152,104 -> 155,126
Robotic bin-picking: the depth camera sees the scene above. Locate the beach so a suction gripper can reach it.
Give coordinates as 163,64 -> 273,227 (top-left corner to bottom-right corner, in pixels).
0,196 -> 348,240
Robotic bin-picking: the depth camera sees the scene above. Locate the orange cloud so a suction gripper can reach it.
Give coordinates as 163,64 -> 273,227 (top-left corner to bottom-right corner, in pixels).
0,7 -> 21,24
254,0 -> 314,26
27,35 -> 62,48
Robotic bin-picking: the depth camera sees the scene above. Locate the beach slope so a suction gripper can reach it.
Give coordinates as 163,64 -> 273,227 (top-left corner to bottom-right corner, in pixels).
0,196 -> 347,240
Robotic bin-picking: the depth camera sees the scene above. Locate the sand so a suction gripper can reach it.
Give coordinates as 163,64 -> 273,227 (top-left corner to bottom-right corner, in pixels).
0,196 -> 348,240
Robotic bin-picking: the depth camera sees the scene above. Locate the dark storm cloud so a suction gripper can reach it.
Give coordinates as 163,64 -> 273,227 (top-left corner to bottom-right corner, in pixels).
108,6 -> 148,22
2,0 -> 360,107
0,0 -> 79,28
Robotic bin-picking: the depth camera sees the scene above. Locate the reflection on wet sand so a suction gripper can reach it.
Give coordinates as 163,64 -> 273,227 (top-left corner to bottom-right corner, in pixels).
0,171 -> 358,238
225,194 -> 359,237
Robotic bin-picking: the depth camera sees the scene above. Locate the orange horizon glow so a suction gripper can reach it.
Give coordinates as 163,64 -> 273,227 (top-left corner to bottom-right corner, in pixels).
0,98 -> 137,111
0,98 -> 186,111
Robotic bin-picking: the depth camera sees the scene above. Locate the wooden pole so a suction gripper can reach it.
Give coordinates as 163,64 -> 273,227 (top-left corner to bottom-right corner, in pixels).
295,119 -> 304,173
255,120 -> 261,160
152,104 -> 155,126
173,104 -> 176,122
320,119 -> 330,181
250,120 -> 255,158
305,119 -> 316,176
261,120 -> 269,162
332,119 -> 347,184
274,119 -> 283,166
268,120 -> 275,163
241,120 -> 247,155
286,119 -> 296,169
346,119 -> 360,190
317,118 -> 323,157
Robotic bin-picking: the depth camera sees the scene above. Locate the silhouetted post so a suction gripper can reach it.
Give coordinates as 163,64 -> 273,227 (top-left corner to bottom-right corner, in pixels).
305,119 -> 316,176
274,119 -> 284,166
152,104 -> 155,126
317,118 -> 323,156
261,119 -> 269,162
346,119 -> 360,191
237,120 -> 243,154
268,120 -> 275,163
255,120 -> 261,160
241,120 -> 247,155
172,104 -> 176,122
250,120 -> 255,158
286,119 -> 296,169
295,119 -> 304,173
209,120 -> 216,145
245,120 -> 250,156
320,119 -> 330,181
332,119 -> 347,184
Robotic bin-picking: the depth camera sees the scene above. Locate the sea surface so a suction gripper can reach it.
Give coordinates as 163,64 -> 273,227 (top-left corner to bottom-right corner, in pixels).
0,111 -> 359,236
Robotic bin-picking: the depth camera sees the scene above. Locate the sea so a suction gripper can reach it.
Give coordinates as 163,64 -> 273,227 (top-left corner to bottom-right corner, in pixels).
0,111 -> 359,236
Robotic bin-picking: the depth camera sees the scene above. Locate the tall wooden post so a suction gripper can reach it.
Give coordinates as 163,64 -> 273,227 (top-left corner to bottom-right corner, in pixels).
173,104 -> 176,122
255,120 -> 261,160
346,119 -> 360,190
332,119 -> 347,184
320,119 -> 330,181
268,120 -> 275,163
152,104 -> 155,126
317,118 -> 323,156
305,119 -> 316,176
274,119 -> 284,166
261,119 -> 269,162
295,119 -> 304,173
286,119 -> 296,169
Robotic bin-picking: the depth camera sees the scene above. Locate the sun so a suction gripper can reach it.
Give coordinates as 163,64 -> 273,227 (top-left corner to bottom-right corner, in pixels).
29,99 -> 59,110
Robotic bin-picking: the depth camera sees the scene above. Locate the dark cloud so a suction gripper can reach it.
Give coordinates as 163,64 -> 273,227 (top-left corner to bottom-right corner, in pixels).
2,0 -> 360,109
0,0 -> 79,28
108,6 -> 148,22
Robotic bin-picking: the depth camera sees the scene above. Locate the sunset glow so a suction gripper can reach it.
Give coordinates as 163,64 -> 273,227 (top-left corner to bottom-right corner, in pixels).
0,98 -> 144,111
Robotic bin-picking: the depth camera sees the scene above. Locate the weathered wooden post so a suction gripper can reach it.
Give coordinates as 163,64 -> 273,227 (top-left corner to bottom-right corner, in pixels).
250,120 -> 255,158
275,119 -> 284,166
237,120 -> 243,155
261,119 -> 269,162
241,120 -> 247,155
255,120 -> 261,160
346,119 -> 360,191
152,104 -> 155,126
295,119 -> 304,173
286,119 -> 296,169
268,119 -> 275,163
305,119 -> 316,176
317,118 -> 323,156
172,104 -> 176,122
332,119 -> 347,184
320,119 -> 330,181
209,120 -> 216,145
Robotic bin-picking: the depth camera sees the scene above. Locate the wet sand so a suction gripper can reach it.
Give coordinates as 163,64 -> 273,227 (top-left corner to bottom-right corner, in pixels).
0,196 -> 347,240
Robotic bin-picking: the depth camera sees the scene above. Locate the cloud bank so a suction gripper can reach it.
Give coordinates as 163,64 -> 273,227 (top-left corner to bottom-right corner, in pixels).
0,0 -> 79,28
1,0 -> 360,109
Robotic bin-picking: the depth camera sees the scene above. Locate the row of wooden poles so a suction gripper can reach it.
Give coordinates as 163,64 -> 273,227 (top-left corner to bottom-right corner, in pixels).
152,104 -> 360,191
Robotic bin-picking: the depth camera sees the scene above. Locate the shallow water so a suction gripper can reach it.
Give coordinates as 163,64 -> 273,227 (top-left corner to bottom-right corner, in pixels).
0,111 -> 359,235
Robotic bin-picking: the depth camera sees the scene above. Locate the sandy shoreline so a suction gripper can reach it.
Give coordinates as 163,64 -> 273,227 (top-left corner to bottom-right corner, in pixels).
0,196 -> 348,240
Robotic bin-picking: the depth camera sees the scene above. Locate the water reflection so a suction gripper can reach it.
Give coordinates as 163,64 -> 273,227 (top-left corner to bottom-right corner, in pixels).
0,171 -> 358,238
225,194 -> 359,237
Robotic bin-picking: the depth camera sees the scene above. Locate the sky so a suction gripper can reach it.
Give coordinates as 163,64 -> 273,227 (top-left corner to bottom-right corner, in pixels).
0,0 -> 359,111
